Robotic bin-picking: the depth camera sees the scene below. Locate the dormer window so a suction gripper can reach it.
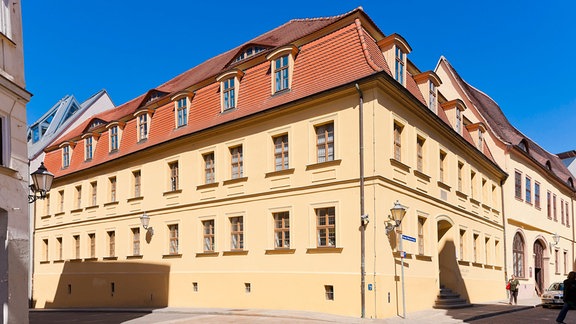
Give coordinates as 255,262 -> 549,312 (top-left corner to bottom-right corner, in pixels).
233,46 -> 266,63
106,122 -> 125,153
478,129 -> 483,150
134,109 -> 153,142
63,145 -> 70,168
377,34 -> 412,86
518,139 -> 529,153
177,98 -> 188,127
546,161 -> 552,171
216,70 -> 243,112
414,71 -> 442,112
266,45 -> 299,95
456,108 -> 462,134
85,136 -> 93,160
440,99 -> 466,135
465,123 -> 486,151
110,126 -> 119,151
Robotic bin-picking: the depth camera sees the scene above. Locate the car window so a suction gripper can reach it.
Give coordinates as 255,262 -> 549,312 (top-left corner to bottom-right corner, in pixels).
549,283 -> 564,291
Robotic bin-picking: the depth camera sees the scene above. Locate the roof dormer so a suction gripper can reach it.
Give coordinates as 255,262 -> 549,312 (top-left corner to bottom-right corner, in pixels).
517,138 -> 529,153
266,45 -> 299,95
440,99 -> 467,134
216,69 -> 244,112
413,71 -> 442,113
377,33 -> 412,86
465,122 -> 487,151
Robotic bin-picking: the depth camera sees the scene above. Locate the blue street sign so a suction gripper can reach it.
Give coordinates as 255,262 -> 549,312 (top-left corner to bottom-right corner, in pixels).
401,234 -> 416,242
368,284 -> 373,291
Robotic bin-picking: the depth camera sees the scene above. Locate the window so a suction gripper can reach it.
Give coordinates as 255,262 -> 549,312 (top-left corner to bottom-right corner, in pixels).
535,182 -> 541,209
168,224 -> 179,255
274,212 -> 290,249
176,97 -> 188,127
45,193 -> 50,215
245,282 -> 251,293
42,239 -> 48,262
565,251 -> 569,274
222,78 -> 235,110
566,201 -> 570,227
554,194 -> 557,221
56,237 -> 62,260
418,217 -> 426,255
110,126 -> 119,151
91,181 -> 97,206
325,285 -> 334,301
74,235 -> 80,259
455,108 -> 462,134
233,46 -> 265,63
58,190 -> 64,212
416,136 -> 425,172
75,186 -> 82,209
561,199 -> 565,225
193,282 -> 199,292
133,170 -> 141,197
316,207 -> 336,247
439,151 -> 447,183
547,191 -> 552,219
457,162 -> 464,192
203,220 -> 215,252
230,217 -> 244,250
85,136 -> 93,161
63,146 -> 70,168
316,123 -> 334,163
109,177 -> 117,202
273,134 -> 289,171
394,122 -> 403,161
477,130 -> 483,150
394,47 -> 405,84
525,177 -> 531,203
203,153 -> 215,184
230,146 -> 243,179
512,233 -> 524,277
514,171 -> 522,199
107,231 -> 115,257
274,55 -> 289,92
459,229 -> 466,260
429,82 -> 436,111
470,171 -> 476,199
169,162 -> 179,191
0,0 -> 12,39
473,233 -> 479,263
138,113 -> 149,141
0,116 -> 3,165
89,233 -> 96,258
485,237 -> 490,264
555,249 -> 559,274
132,228 -> 140,256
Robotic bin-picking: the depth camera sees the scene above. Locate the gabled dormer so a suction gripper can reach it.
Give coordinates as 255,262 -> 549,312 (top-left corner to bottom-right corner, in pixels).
413,71 -> 442,113
84,118 -> 106,132
466,122 -> 487,151
440,99 -> 466,134
171,91 -> 194,128
266,45 -> 299,95
517,138 -> 529,153
106,121 -> 125,152
59,141 -> 76,169
377,33 -> 412,86
134,108 -> 154,143
216,69 -> 244,112
230,44 -> 269,65
140,89 -> 169,108
81,132 -> 100,161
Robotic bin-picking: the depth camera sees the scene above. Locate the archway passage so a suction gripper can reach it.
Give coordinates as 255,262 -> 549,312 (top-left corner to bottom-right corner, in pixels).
534,240 -> 544,295
437,220 -> 456,290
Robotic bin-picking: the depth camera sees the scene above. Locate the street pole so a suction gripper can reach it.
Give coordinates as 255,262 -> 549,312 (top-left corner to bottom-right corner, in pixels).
399,231 -> 406,318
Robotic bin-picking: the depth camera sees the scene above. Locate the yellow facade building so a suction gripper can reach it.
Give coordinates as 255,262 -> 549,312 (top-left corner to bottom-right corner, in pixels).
31,8 -> 573,319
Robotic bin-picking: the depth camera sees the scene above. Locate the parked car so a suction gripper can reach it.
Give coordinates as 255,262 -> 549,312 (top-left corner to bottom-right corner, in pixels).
541,282 -> 564,308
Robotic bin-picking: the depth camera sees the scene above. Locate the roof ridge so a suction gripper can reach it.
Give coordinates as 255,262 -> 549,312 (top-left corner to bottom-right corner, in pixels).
290,6 -> 363,23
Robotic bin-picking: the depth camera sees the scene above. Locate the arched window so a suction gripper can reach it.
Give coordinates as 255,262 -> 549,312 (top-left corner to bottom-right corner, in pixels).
512,233 -> 525,277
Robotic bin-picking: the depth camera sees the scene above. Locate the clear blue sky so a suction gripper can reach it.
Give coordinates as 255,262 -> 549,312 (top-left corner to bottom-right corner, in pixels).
22,1 -> 576,154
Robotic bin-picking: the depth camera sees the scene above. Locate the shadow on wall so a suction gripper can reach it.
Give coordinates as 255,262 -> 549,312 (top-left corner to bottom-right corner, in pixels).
437,219 -> 469,303
40,261 -> 170,309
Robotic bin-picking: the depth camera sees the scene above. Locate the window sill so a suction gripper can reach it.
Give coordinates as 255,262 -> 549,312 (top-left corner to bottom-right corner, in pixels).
515,196 -> 523,202
85,205 -> 99,210
220,107 -> 237,115
40,260 -> 50,264
84,257 -> 98,262
413,170 -> 431,182
70,208 -> 83,213
196,252 -> 219,257
126,255 -> 143,260
470,198 -> 481,206
223,177 -> 248,186
265,249 -> 295,255
40,214 -> 51,219
494,266 -> 503,271
53,259 -> 65,263
390,158 -> 410,172
103,256 -> 118,260
455,191 -> 468,199
197,182 -> 219,190
415,254 -> 432,261
306,247 -> 343,254
437,181 -> 451,191
127,196 -> 144,202
393,251 -> 413,259
163,189 -> 182,196
471,262 -> 483,268
69,258 -> 82,263
265,168 -> 295,178
457,260 -> 470,266
484,265 -> 494,269
0,165 -> 17,176
137,139 -> 148,144
162,253 -> 182,259
305,159 -> 342,171
103,201 -> 119,207
223,250 -> 248,256
54,212 -> 65,217
109,149 -> 119,155
271,88 -> 291,97
482,203 -> 491,210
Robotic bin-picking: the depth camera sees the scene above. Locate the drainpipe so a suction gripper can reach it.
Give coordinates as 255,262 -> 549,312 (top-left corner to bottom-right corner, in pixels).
355,83 -> 367,318
500,179 -> 509,282
572,197 -> 575,271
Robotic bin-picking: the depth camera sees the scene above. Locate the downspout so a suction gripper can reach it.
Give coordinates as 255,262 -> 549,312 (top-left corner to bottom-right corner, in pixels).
572,196 -> 575,271
500,178 -> 509,282
355,83 -> 367,318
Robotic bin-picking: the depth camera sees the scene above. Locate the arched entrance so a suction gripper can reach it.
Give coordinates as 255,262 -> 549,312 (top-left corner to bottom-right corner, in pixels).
437,219 -> 458,291
534,240 -> 545,295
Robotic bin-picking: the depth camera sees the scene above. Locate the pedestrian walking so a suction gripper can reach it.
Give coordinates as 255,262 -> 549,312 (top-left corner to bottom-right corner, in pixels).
508,275 -> 520,305
556,271 -> 576,324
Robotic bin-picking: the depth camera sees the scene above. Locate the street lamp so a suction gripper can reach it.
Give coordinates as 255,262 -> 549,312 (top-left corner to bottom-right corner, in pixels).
550,232 -> 560,250
140,212 -> 154,235
28,162 -> 54,203
386,200 -> 407,234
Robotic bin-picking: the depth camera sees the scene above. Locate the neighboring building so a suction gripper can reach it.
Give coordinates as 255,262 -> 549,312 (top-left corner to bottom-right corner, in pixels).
32,7 -> 569,319
436,58 -> 576,298
558,150 -> 576,177
0,0 -> 33,323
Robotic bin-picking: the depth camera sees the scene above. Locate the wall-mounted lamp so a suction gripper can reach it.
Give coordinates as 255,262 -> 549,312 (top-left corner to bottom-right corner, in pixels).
385,200 -> 407,234
140,212 -> 154,235
550,232 -> 560,250
29,162 -> 54,203
361,214 -> 369,225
